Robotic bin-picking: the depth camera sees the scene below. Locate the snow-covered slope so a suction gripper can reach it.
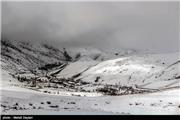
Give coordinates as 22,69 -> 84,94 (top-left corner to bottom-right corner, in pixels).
1,39 -> 125,75
56,52 -> 180,91
1,39 -> 67,74
56,61 -> 98,79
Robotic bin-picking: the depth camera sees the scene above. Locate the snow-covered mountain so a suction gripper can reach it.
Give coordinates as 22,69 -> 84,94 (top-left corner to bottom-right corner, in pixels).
1,39 -> 136,77
1,39 -> 66,74
1,39 -> 180,115
76,52 -> 180,89
55,52 -> 180,93
1,39 -> 180,91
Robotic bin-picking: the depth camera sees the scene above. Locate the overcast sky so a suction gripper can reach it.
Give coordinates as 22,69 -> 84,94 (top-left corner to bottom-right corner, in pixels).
2,1 -> 179,52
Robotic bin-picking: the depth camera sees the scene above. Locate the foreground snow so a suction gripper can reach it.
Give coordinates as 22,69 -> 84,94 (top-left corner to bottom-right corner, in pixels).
0,83 -> 179,115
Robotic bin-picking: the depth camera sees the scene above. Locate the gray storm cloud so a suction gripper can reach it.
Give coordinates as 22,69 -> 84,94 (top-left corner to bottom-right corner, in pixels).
2,1 -> 179,52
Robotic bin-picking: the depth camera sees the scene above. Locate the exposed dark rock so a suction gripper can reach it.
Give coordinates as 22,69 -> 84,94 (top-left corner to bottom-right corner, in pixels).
95,76 -> 100,82
68,102 -> 76,104
49,105 -> 59,108
29,103 -> 33,106
47,101 -> 51,104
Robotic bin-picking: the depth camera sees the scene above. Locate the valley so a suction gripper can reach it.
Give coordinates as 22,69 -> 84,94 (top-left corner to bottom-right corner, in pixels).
0,39 -> 180,115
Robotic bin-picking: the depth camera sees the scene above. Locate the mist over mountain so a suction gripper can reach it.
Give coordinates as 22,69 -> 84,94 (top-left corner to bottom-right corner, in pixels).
2,1 -> 179,52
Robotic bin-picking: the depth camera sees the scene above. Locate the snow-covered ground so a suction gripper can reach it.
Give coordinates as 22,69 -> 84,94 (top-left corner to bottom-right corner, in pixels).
1,84 -> 179,115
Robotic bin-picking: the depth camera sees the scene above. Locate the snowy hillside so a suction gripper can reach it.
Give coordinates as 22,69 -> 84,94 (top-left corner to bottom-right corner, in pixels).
55,52 -> 180,93
1,39 -> 122,74
1,39 -> 66,74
